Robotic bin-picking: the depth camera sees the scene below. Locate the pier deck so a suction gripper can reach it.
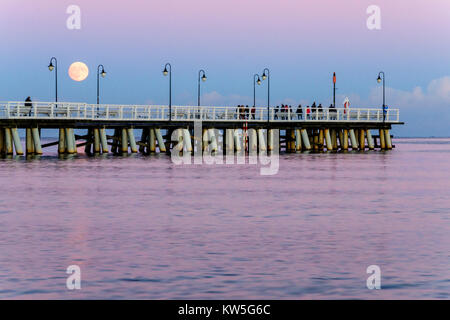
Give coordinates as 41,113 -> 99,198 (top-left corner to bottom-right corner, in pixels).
0,101 -> 403,155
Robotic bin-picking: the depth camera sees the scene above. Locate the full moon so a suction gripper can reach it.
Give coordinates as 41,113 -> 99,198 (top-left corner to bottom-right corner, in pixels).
68,62 -> 89,82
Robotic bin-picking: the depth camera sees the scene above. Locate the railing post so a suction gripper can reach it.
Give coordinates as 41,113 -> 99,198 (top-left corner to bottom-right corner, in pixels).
51,103 -> 54,118
326,109 -> 329,121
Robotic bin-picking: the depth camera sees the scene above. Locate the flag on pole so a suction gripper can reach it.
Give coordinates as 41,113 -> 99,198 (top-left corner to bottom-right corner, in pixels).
333,72 -> 336,84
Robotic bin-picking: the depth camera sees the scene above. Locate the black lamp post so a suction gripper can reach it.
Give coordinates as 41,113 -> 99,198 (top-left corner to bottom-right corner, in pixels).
163,63 -> 172,121
48,57 -> 58,104
377,71 -> 386,122
261,68 -> 270,123
198,69 -> 207,107
253,74 -> 261,109
97,65 -> 106,113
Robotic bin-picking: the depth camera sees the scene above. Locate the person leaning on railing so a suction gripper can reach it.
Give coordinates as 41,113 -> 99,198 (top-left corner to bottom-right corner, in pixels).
329,104 -> 337,120
275,106 -> 279,120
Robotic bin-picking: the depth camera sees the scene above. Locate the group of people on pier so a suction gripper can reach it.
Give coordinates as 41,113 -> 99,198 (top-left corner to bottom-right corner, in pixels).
236,105 -> 256,119
235,102 -> 338,120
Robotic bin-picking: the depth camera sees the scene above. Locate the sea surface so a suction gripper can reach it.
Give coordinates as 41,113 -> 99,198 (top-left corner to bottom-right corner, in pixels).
0,138 -> 449,299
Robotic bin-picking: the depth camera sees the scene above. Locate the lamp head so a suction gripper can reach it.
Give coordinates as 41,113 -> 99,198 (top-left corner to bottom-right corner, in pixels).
163,67 -> 168,76
257,78 -> 261,85
101,70 -> 106,78
201,74 -> 207,82
377,76 -> 382,83
48,63 -> 54,71
262,73 -> 267,81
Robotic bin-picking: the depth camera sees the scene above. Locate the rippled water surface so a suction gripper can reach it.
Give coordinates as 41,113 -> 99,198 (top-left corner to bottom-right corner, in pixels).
0,138 -> 449,299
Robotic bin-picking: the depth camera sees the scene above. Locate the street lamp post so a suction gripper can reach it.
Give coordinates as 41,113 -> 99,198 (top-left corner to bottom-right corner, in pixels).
198,69 -> 207,107
48,57 -> 58,104
163,63 -> 172,121
97,64 -> 106,113
377,71 -> 386,122
261,68 -> 270,123
253,74 -> 261,110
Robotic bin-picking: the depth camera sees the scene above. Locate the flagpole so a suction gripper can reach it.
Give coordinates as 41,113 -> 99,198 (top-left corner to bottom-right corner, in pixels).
333,72 -> 336,107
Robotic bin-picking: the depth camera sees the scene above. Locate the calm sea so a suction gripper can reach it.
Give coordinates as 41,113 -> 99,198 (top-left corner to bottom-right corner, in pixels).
0,138 -> 449,299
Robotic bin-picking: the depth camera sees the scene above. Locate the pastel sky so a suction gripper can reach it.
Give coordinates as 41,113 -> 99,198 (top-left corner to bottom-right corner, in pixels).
1,0 -> 449,136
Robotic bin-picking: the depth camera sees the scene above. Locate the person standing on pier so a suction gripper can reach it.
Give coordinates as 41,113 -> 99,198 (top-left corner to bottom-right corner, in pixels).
245,105 -> 250,120
311,102 -> 317,119
251,106 -> 256,119
318,103 -> 323,119
296,105 -> 303,120
25,96 -> 32,116
329,104 -> 337,120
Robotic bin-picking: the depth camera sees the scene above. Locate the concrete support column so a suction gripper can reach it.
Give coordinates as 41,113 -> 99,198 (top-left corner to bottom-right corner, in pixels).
249,129 -> 258,154
32,128 -> 43,155
148,128 -> 156,153
268,129 -> 274,151
359,129 -> 366,150
183,129 -> 192,154
301,129 -> 311,150
258,129 -> 266,152
4,128 -> 13,155
338,130 -> 344,150
65,128 -> 75,154
155,128 -> 166,152
100,128 -> 108,153
234,129 -> 242,152
342,130 -> 349,150
366,130 -> 374,150
325,128 -> 333,151
226,129 -> 235,152
313,130 -> 319,151
349,129 -> 358,150
331,129 -> 338,150
58,128 -> 66,154
295,129 -> 302,152
93,128 -> 101,154
385,129 -> 393,149
127,128 -> 138,153
319,129 -> 324,151
202,128 -> 208,152
11,128 -> 23,155
121,128 -> 129,153
379,129 -> 386,150
26,128 -> 35,155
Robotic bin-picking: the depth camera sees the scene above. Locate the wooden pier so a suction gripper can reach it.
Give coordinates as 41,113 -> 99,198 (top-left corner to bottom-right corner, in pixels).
0,101 -> 403,156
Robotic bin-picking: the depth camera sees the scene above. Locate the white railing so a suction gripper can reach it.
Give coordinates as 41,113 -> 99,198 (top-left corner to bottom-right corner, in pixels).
0,101 -> 400,123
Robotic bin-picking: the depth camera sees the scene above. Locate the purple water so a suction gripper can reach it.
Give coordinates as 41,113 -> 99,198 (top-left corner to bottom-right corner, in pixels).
0,138 -> 449,299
